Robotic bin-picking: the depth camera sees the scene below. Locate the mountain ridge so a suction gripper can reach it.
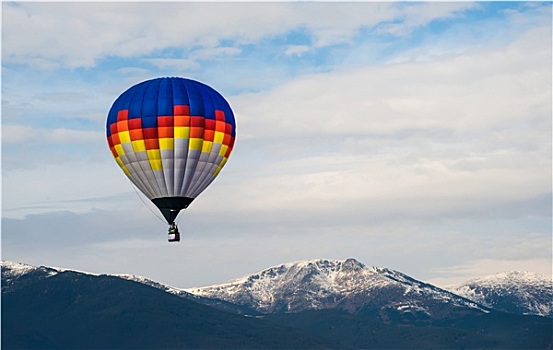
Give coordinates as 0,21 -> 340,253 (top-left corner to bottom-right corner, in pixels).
452,270 -> 553,317
1,262 -> 327,349
183,258 -> 488,318
2,259 -> 551,319
2,259 -> 552,349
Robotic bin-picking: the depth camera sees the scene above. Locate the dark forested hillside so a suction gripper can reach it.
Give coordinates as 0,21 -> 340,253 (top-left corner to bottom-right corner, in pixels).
266,308 -> 552,349
2,261 -> 552,349
1,271 -> 325,349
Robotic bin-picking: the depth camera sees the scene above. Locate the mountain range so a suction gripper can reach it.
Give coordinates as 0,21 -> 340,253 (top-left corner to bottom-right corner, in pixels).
183,258 -> 489,323
2,258 -> 552,349
452,270 -> 552,318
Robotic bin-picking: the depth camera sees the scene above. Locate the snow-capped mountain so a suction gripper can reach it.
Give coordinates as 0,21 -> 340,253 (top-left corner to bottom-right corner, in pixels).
4,260 -> 551,349
1,261 -> 58,293
184,258 -> 487,321
2,260 -> 40,277
452,271 -> 553,317
2,261 -> 327,349
4,260 -> 551,321
116,273 -> 193,297
1,261 -> 195,298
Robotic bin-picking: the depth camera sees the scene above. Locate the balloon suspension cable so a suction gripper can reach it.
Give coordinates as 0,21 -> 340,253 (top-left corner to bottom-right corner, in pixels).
129,181 -> 167,224
174,213 -> 182,225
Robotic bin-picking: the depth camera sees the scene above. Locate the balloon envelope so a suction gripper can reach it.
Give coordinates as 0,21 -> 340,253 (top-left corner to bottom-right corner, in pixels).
106,77 -> 236,223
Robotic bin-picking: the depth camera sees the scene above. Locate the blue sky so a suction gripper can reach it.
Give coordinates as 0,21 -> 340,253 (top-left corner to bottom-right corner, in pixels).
2,2 -> 551,288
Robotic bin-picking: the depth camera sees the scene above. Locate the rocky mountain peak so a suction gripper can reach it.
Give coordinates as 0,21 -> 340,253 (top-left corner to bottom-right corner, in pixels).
452,270 -> 552,317
184,258 -> 485,317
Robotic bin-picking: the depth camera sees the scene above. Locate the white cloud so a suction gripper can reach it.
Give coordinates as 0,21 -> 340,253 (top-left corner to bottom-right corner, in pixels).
5,12 -> 549,227
2,159 -> 130,219
2,124 -> 113,171
284,45 -> 311,57
213,22 -> 551,232
236,25 -> 551,140
2,2 -> 482,70
145,58 -> 200,71
2,2 -> 550,288
191,47 -> 241,61
429,258 -> 552,288
2,125 -> 35,144
376,2 -> 479,37
45,128 -> 101,144
145,47 -> 241,70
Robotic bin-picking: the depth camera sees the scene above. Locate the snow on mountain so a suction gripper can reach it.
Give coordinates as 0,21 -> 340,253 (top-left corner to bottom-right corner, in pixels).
1,260 -> 105,278
1,260 -> 59,293
116,274 -> 193,298
4,259 -> 550,321
184,258 -> 487,318
1,261 -> 45,277
0,260 -> 193,297
452,271 -> 553,317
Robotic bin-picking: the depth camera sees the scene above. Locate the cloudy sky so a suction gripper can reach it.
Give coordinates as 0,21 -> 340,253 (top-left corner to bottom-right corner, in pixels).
2,2 -> 551,289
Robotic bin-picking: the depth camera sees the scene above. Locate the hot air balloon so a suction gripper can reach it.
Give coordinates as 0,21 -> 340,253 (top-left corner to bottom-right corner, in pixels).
106,77 -> 236,242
